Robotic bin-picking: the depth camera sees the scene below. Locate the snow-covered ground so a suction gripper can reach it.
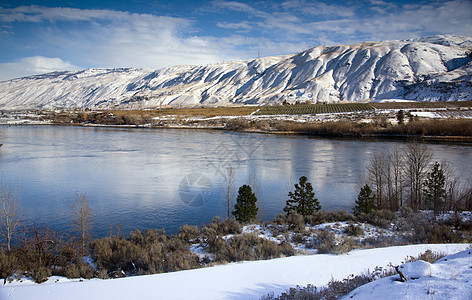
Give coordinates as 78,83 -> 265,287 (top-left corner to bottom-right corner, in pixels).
345,247 -> 472,300
1,244 -> 469,300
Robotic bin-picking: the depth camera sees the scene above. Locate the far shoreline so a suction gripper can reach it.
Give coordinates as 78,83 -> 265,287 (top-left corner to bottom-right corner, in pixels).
2,121 -> 472,144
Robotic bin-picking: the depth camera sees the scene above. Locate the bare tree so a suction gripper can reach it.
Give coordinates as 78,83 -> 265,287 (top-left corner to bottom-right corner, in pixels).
459,183 -> 472,211
440,161 -> 461,212
248,171 -> 265,219
388,147 -> 406,210
223,166 -> 236,218
0,179 -> 21,251
366,152 -> 388,209
71,192 -> 93,256
405,143 -> 432,211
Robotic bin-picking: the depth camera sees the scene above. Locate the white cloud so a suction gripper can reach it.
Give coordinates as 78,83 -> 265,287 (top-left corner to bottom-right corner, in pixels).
0,56 -> 81,81
212,0 -> 261,15
281,0 -> 356,18
217,21 -> 253,31
0,5 -> 232,77
0,1 -> 471,82
213,0 -> 472,45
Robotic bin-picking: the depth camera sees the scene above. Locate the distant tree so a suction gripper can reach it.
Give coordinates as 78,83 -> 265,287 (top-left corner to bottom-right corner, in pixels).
397,110 -> 405,125
353,184 -> 377,216
284,176 -> 321,216
424,162 -> 447,216
232,185 -> 258,223
71,193 -> 93,256
0,179 -> 21,251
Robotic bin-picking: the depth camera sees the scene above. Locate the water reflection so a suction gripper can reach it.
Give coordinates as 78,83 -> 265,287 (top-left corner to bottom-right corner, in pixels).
0,125 -> 471,237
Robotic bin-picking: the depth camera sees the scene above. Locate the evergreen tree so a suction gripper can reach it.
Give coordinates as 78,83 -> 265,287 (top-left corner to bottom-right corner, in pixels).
232,185 -> 258,223
284,176 -> 321,216
353,184 -> 377,216
424,161 -> 446,216
397,110 -> 405,125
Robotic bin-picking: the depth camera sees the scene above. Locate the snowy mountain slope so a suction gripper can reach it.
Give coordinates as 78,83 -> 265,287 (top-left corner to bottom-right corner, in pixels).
0,244 -> 468,300
0,35 -> 471,110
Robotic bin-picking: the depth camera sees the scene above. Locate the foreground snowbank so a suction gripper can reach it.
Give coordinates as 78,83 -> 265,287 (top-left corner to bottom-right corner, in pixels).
345,247 -> 472,300
1,244 -> 469,300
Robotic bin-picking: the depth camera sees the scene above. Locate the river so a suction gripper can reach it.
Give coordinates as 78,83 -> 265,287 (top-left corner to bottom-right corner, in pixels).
0,125 -> 471,237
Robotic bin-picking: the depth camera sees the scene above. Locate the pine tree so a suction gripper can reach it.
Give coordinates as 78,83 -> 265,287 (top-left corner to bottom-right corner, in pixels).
424,161 -> 446,216
353,184 -> 376,216
284,176 -> 321,216
232,185 -> 258,223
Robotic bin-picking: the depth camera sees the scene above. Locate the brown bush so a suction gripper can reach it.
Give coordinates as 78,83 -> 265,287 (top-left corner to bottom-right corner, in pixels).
344,224 -> 365,237
0,250 -> 17,280
408,218 -> 464,244
30,266 -> 51,283
286,212 -> 306,233
307,210 -> 355,225
209,233 -> 294,263
178,225 -> 200,243
358,209 -> 396,228
91,230 -> 200,276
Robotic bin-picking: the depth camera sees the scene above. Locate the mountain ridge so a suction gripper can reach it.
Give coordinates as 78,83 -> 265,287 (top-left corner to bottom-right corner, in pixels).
1,35 -> 471,110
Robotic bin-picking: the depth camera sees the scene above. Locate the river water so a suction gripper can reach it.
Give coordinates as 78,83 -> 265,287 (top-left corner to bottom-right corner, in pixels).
0,125 -> 471,237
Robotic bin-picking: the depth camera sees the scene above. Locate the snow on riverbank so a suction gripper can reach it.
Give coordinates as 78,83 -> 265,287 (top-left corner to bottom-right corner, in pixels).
1,244 -> 469,300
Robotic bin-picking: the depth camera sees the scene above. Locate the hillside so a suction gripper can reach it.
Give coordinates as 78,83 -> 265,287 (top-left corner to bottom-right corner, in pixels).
0,35 -> 471,110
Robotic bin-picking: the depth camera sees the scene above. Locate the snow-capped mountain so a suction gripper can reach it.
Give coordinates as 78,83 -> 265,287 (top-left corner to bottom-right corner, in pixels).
1,35 -> 471,110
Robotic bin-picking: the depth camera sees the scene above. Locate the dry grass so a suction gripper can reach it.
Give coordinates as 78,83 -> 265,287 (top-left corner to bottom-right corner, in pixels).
271,118 -> 472,137
370,101 -> 472,110
110,106 -> 258,118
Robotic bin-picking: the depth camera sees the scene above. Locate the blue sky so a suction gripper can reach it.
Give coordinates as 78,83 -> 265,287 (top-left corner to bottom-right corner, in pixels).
0,0 -> 471,81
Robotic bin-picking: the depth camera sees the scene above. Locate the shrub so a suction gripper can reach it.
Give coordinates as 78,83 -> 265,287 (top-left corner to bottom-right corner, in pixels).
178,225 -> 200,243
261,267 -> 395,300
273,214 -> 287,226
359,209 -> 396,228
130,229 -> 145,245
406,249 -> 446,264
0,250 -> 17,280
91,231 -> 200,276
316,230 -> 337,254
30,266 -> 52,283
64,263 -> 81,278
316,230 -> 356,255
286,212 -> 305,233
225,118 -> 251,130
200,217 -> 242,251
97,268 -> 109,279
307,210 -> 355,225
344,224 -> 365,237
209,233 -> 295,263
409,219 -> 463,243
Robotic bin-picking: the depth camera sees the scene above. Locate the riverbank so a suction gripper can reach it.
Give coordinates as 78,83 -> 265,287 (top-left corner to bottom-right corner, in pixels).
1,104 -> 472,142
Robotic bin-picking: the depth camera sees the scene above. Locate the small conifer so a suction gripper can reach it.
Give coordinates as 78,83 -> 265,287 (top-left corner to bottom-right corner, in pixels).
284,176 -> 321,216
353,184 -> 376,216
232,185 -> 258,223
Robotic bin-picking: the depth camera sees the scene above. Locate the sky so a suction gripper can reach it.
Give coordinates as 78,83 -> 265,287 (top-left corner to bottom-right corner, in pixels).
0,0 -> 471,81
